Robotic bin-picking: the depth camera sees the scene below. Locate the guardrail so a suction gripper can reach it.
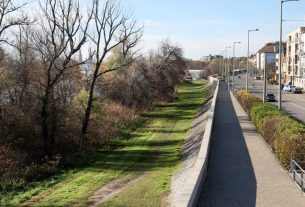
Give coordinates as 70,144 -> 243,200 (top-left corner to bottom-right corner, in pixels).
175,78 -> 219,207
290,160 -> 305,192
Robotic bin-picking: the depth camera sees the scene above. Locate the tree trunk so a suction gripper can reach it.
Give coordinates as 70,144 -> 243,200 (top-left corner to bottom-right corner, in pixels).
41,87 -> 50,147
81,78 -> 96,136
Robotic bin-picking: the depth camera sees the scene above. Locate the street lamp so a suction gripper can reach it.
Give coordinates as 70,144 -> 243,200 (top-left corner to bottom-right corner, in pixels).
232,41 -> 241,91
246,29 -> 259,91
278,0 -> 299,110
225,46 -> 231,89
219,50 -> 226,77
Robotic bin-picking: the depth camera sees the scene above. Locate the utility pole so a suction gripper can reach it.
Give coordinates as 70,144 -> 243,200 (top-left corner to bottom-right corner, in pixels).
279,0 -> 300,109
225,46 -> 231,89
220,51 -> 225,77
227,57 -> 230,90
247,29 -> 259,91
263,56 -> 267,103
232,41 -> 241,91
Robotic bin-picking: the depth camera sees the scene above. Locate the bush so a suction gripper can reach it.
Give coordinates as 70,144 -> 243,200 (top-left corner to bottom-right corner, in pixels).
235,90 -> 305,168
250,103 -> 284,131
268,79 -> 278,85
235,90 -> 262,113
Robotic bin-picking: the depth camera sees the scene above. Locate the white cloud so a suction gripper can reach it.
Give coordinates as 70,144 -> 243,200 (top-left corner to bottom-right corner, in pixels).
143,20 -> 167,28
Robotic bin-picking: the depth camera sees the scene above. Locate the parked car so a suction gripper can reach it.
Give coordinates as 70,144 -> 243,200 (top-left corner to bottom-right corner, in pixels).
283,85 -> 294,92
266,93 -> 276,102
291,87 -> 303,94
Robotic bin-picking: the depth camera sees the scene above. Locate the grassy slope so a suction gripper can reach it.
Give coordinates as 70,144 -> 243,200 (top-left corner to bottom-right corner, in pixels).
0,80 -> 209,207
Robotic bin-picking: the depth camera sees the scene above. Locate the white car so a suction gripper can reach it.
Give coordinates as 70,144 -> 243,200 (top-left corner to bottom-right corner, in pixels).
283,85 -> 295,92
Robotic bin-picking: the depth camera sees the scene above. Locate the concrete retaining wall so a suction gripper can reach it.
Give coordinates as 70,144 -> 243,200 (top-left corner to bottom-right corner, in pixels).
175,79 -> 219,207
208,76 -> 219,86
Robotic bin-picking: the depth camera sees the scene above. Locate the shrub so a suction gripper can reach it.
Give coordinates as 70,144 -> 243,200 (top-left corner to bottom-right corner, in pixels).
274,134 -> 305,167
24,155 -> 61,181
235,90 -> 262,113
268,79 -> 278,85
259,116 -> 283,145
250,103 -> 284,131
235,90 -> 305,168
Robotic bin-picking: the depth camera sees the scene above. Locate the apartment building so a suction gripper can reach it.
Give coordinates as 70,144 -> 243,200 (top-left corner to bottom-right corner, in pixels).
275,44 -> 287,82
286,27 -> 305,87
256,42 -> 282,79
300,32 -> 305,79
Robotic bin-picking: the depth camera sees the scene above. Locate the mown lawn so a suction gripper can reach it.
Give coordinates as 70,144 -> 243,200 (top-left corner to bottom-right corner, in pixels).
0,80 -> 211,207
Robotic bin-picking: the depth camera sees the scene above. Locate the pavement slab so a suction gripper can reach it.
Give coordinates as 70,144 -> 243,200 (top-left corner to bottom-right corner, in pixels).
197,81 -> 305,207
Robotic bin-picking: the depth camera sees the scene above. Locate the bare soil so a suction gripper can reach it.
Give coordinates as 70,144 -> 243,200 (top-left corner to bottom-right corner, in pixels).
87,174 -> 142,207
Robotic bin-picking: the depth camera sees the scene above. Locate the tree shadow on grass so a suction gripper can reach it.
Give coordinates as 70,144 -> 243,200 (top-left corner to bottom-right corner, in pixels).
81,81 -> 214,177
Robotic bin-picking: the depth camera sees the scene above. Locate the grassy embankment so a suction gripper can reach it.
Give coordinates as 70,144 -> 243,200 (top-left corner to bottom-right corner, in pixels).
1,80 -> 211,207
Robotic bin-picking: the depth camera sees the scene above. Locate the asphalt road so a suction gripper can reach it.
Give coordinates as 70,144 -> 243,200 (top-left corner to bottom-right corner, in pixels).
232,74 -> 305,123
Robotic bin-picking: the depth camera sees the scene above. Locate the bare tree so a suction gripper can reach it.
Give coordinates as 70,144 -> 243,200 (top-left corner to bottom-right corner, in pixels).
8,25 -> 37,108
208,59 -> 220,75
0,0 -> 30,44
81,0 -> 142,136
31,0 -> 92,147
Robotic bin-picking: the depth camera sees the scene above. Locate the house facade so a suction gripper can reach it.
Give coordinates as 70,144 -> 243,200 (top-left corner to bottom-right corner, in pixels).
256,42 -> 282,79
300,32 -> 305,79
285,27 -> 305,87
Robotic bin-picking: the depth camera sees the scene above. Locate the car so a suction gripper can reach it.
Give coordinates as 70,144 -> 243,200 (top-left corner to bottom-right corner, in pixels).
237,75 -> 241,79
266,93 -> 276,102
283,85 -> 294,92
291,87 -> 303,94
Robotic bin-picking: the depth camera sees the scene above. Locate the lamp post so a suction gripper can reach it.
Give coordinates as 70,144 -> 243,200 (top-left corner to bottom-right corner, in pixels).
219,50 -> 225,77
247,29 -> 259,91
278,0 -> 299,110
263,56 -> 267,103
232,41 -> 241,91
225,46 -> 231,89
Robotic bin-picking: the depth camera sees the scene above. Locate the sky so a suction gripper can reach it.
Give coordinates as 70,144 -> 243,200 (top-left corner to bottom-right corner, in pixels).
18,0 -> 305,60
121,0 -> 305,59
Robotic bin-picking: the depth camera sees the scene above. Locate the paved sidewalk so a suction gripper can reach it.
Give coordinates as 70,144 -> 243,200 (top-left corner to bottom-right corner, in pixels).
197,81 -> 305,207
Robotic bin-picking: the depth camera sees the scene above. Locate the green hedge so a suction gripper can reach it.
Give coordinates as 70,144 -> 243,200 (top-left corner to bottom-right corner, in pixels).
235,90 -> 305,168
235,90 -> 262,113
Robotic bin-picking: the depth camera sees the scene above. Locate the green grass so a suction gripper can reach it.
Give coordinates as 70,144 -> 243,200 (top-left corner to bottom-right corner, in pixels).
0,80 -> 210,207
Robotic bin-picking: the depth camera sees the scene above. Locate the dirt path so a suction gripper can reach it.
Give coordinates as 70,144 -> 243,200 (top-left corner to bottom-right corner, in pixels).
169,89 -> 213,207
86,120 -> 178,207
86,174 -> 142,207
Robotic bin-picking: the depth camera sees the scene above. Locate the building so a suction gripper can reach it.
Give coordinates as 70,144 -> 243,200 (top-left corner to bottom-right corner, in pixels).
285,27 -> 305,87
275,42 -> 287,82
256,42 -> 283,79
300,32 -> 305,79
200,55 -> 213,62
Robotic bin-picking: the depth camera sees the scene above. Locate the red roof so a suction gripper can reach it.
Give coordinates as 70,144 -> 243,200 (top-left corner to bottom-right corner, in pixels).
258,42 -> 286,53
